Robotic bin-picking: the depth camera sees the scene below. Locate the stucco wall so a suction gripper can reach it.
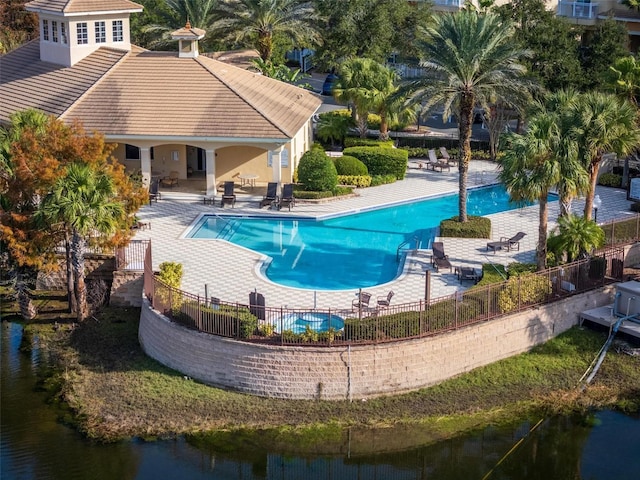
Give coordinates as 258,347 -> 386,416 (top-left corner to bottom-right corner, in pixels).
138,286 -> 615,400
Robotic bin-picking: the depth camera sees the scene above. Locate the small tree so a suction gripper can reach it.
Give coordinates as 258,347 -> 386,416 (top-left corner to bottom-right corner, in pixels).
296,150 -> 338,192
553,214 -> 604,262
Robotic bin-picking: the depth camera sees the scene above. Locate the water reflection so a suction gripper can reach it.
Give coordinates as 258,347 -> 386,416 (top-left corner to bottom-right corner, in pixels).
2,321 -> 639,480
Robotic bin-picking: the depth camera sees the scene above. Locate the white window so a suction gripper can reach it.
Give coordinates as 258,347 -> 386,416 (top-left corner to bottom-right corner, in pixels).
77,22 -> 88,45
43,19 -> 49,41
61,22 -> 67,44
52,21 -> 58,43
112,20 -> 123,42
95,21 -> 106,44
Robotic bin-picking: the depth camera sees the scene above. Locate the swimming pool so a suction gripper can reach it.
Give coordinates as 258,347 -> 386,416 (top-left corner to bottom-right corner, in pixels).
188,185 -> 548,290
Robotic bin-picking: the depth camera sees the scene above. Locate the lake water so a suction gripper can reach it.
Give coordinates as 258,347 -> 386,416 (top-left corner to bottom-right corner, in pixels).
2,321 -> 639,479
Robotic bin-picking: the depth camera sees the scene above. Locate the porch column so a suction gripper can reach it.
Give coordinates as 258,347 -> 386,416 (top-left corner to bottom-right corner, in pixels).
270,146 -> 284,185
205,148 -> 216,196
140,147 -> 151,186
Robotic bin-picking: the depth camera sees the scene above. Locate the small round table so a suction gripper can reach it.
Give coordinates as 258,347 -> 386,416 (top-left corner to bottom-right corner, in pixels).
238,173 -> 258,188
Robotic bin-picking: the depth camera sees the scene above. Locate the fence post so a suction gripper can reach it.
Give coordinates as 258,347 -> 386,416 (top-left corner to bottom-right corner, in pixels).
419,299 -> 423,336
280,306 -> 284,346
517,275 -> 522,311
454,293 -> 458,329
236,302 -> 240,340
197,295 -> 202,331
168,286 -> 173,318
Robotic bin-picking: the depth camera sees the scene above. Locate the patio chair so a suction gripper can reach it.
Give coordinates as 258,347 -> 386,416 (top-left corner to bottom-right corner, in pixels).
440,146 -> 457,166
221,181 -> 236,208
278,183 -> 296,211
352,291 -> 372,312
427,149 -> 451,172
148,178 -> 161,204
455,266 -> 480,284
161,170 -> 179,188
486,231 -> 526,253
377,291 -> 394,308
431,241 -> 453,272
260,182 -> 278,208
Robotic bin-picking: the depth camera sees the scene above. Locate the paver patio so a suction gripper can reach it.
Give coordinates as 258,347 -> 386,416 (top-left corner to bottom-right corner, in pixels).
133,160 -> 634,311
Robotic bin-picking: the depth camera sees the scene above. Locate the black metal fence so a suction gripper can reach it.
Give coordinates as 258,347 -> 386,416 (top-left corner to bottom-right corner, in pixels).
141,239 -> 625,347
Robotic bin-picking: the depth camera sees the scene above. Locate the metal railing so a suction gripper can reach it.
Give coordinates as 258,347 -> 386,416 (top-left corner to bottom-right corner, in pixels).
116,239 -> 150,270
141,238 -> 625,347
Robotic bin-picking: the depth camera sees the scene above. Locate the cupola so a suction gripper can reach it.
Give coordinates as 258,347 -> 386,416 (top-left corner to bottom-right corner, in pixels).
171,20 -> 206,59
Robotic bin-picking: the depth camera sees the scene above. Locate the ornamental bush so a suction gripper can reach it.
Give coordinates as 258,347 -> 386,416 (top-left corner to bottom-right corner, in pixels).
344,137 -> 395,148
598,172 -> 622,187
497,275 -> 552,314
440,216 -> 491,238
343,146 -> 408,179
337,175 -> 372,187
333,155 -> 368,175
297,149 -> 338,192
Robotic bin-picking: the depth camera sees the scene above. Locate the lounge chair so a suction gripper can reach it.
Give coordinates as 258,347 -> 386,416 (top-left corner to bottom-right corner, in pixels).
260,182 -> 278,208
431,241 -> 453,272
161,170 -> 179,188
352,291 -> 372,312
278,183 -> 296,211
220,181 -> 236,208
377,291 -> 394,308
486,232 -> 526,253
148,178 -> 161,204
440,146 -> 457,166
427,149 -> 451,172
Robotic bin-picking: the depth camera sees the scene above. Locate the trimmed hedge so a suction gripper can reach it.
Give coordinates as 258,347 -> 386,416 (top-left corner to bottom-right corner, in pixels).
333,155 -> 368,175
337,175 -> 372,187
370,174 -> 397,186
297,149 -> 338,191
343,146 -> 408,179
439,215 -> 491,238
344,137 -> 395,148
598,172 -> 622,187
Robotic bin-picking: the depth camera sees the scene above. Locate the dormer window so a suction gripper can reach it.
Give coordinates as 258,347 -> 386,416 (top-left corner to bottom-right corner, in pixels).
43,19 -> 49,41
113,21 -> 123,42
77,22 -> 88,45
95,21 -> 106,44
52,21 -> 58,43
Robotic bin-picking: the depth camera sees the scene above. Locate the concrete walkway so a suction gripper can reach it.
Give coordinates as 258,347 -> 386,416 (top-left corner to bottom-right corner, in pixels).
133,160 -> 634,311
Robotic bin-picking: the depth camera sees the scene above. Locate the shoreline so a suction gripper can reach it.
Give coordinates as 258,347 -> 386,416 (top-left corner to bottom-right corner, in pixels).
12,305 -> 640,444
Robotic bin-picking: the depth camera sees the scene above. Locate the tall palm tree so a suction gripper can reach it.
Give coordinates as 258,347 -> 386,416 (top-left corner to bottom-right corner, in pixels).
212,0 -> 322,62
570,92 -> 640,220
334,57 -> 380,138
36,163 -> 124,321
499,112 -> 584,271
369,66 -> 415,141
402,10 -> 534,222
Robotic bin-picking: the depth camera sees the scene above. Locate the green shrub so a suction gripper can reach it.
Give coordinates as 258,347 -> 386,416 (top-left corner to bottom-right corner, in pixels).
158,261 -> 183,289
343,146 -> 408,179
630,202 -> 640,213
506,262 -> 537,277
497,275 -> 552,314
292,190 -> 335,199
370,174 -> 397,186
333,155 -> 368,175
344,137 -> 395,148
297,149 -> 338,191
598,172 -> 622,187
439,216 -> 491,238
337,175 -> 372,187
476,264 -> 507,286
173,303 -> 258,339
366,113 -> 382,131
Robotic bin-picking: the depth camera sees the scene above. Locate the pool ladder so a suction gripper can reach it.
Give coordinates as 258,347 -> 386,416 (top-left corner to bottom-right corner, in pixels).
214,215 -> 238,240
396,236 -> 419,263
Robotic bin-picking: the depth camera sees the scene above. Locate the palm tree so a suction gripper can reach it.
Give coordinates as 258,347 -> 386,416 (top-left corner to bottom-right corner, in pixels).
553,214 -> 604,263
369,66 -> 415,141
315,112 -> 350,149
499,112 -> 584,271
334,57 -> 380,138
570,92 -> 640,220
36,163 -> 124,321
402,10 -> 534,222
212,0 -> 322,62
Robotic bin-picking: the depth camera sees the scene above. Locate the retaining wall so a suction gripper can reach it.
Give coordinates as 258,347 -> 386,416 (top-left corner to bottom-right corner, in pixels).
138,286 -> 615,400
110,270 -> 144,307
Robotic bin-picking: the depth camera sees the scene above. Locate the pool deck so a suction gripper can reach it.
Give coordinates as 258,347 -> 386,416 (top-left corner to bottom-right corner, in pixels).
133,160 -> 634,311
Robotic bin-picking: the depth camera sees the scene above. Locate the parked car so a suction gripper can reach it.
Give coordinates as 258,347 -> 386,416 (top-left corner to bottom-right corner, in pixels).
322,72 -> 339,96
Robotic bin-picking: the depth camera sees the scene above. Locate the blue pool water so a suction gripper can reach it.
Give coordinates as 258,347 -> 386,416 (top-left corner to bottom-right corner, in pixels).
189,185 -> 547,290
277,312 -> 345,333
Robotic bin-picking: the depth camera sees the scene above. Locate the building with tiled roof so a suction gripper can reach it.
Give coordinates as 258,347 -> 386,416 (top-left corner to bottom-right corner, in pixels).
0,0 -> 322,195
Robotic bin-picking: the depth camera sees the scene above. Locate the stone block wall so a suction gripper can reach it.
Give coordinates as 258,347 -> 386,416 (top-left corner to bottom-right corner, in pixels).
110,270 -> 144,307
138,286 -> 615,400
36,254 -> 116,290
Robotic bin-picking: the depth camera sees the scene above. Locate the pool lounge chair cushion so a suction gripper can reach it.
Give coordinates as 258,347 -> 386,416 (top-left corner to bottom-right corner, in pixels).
427,149 -> 451,172
431,242 -> 453,272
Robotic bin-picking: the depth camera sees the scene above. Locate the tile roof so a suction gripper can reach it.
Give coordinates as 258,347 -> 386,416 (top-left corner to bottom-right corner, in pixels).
25,0 -> 143,14
0,40 -> 128,122
0,43 -> 322,140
